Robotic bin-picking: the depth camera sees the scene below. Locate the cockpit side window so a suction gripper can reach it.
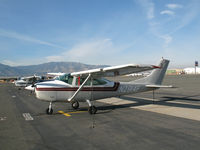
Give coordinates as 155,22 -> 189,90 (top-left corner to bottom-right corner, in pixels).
76,77 -> 107,86
57,74 -> 108,86
56,74 -> 73,84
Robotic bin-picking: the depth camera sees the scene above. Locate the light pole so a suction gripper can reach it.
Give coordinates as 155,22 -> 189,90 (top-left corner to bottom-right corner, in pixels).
195,61 -> 198,74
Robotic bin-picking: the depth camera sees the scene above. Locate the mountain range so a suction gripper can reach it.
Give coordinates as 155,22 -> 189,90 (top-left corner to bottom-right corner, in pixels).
0,62 -> 108,77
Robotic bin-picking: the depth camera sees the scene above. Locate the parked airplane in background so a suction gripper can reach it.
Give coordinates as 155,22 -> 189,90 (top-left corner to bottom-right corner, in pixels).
26,58 -> 171,115
15,75 -> 44,87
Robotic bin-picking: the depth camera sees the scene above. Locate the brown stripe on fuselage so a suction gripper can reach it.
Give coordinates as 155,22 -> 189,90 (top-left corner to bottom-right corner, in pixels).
36,82 -> 120,92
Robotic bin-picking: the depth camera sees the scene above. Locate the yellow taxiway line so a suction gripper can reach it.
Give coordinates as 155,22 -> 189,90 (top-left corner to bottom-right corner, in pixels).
58,111 -> 71,117
68,111 -> 87,114
58,110 -> 87,117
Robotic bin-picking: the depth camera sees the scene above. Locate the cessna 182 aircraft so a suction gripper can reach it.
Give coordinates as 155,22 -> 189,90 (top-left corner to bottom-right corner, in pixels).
26,58 -> 171,115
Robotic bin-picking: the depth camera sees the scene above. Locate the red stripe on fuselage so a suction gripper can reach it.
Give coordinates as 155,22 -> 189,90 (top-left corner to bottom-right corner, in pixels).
36,82 -> 120,92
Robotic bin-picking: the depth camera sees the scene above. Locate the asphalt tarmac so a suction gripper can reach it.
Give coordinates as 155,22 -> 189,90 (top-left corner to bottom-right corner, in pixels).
0,75 -> 200,150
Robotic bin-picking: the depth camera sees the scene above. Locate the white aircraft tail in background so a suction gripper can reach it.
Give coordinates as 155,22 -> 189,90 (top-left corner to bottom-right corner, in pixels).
15,75 -> 43,87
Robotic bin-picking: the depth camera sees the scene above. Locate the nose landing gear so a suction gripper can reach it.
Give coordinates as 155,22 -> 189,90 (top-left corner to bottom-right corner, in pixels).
46,102 -> 53,114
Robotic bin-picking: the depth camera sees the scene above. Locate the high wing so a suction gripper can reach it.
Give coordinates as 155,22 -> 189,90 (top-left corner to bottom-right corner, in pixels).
47,72 -> 65,76
71,64 -> 160,77
68,64 -> 159,102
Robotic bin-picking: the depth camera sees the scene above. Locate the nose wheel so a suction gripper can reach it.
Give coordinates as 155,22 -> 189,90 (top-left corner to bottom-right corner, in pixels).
46,102 -> 53,114
46,108 -> 53,114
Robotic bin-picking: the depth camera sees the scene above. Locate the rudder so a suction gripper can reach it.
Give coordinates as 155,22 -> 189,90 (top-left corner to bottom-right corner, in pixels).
133,58 -> 169,85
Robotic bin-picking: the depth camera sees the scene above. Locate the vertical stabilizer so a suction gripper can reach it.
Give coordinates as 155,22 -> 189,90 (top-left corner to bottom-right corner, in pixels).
133,59 -> 169,85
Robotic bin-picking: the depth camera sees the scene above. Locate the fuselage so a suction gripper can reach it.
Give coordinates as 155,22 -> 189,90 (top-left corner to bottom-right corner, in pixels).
35,79 -> 150,102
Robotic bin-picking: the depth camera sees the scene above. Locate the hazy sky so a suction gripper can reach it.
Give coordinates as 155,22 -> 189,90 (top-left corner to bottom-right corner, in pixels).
0,0 -> 200,68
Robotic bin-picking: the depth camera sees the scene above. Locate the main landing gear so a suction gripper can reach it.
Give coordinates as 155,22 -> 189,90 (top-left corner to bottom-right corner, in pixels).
86,100 -> 97,115
72,100 -> 97,114
88,106 -> 97,114
71,101 -> 79,109
46,102 -> 53,114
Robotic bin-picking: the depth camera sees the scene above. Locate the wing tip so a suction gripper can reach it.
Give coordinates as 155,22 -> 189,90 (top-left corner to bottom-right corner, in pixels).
152,65 -> 161,69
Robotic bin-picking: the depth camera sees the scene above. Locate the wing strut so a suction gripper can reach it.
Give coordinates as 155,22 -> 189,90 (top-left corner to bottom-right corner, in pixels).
68,74 -> 91,102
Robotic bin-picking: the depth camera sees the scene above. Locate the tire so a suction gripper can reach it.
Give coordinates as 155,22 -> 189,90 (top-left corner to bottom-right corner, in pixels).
46,108 -> 53,114
71,101 -> 79,109
88,106 -> 97,114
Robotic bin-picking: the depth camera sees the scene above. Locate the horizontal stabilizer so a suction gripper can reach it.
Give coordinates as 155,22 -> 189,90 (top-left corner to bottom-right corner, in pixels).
25,85 -> 35,91
146,85 -> 173,88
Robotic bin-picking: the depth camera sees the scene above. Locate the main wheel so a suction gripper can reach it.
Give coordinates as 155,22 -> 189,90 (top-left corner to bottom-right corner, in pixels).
71,101 -> 79,109
88,106 -> 97,114
46,108 -> 53,114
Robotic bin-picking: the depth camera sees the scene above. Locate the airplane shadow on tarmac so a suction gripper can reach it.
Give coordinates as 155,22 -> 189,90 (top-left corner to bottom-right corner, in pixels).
101,95 -> 200,110
95,94 -> 200,114
33,95 -> 200,116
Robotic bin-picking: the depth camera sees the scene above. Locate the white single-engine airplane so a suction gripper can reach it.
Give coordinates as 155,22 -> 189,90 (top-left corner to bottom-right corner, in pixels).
15,75 -> 44,87
26,58 -> 171,115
